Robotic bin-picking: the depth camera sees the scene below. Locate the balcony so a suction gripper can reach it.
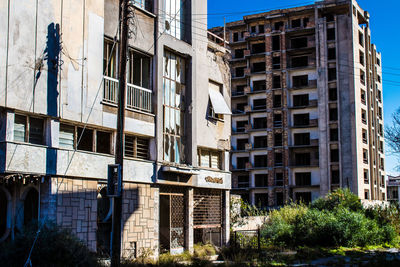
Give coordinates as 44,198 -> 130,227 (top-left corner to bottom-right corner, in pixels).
290,99 -> 318,109
292,118 -> 318,128
103,76 -> 152,113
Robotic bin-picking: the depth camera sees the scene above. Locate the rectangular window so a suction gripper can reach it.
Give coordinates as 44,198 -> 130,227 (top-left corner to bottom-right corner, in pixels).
276,192 -> 284,206
272,35 -> 280,51
125,135 -> 149,159
29,118 -> 44,145
236,138 -> 248,151
363,169 -> 369,184
258,25 -> 265,34
274,22 -> 284,31
77,127 -> 94,152
238,175 -> 249,188
273,75 -> 281,88
293,113 -> 310,126
275,152 -> 283,166
59,124 -> 75,150
295,173 -> 311,186
234,49 -> 244,59
132,0 -> 152,12
254,193 -> 268,209
291,19 -> 301,28
292,75 -> 308,87
363,149 -> 368,164
295,192 -> 311,204
236,157 -> 249,169
361,109 -> 367,124
273,113 -> 282,127
254,136 -> 268,148
360,70 -> 365,84
254,155 -> 268,168
198,148 -> 222,170
251,43 -> 265,54
331,169 -> 340,184
294,133 -> 310,146
253,80 -> 266,92
291,56 -> 308,68
253,99 -> 266,110
274,133 -> 283,147
233,32 -> 239,42
328,68 -> 337,81
252,62 -> 265,72
327,28 -> 335,41
164,0 -> 188,41
128,50 -> 151,89
103,38 -> 117,78
273,94 -> 282,108
253,117 -> 267,129
359,50 -> 365,66
255,174 -> 268,188
330,128 -> 338,141
362,129 -> 368,144
163,51 -> 186,164
14,115 -> 27,142
272,56 -> 281,69
275,173 -> 283,186
329,108 -> 338,121
291,37 -> 307,49
293,94 -> 309,107
329,88 -> 337,101
330,149 -> 339,162
328,47 -> 336,60
236,120 -> 248,132
97,131 -> 112,155
235,67 -> 245,77
13,115 -> 45,145
295,153 -> 310,166
359,31 -> 364,47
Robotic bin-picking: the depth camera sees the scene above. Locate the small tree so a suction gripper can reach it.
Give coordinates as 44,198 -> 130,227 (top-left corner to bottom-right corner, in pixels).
386,108 -> 400,169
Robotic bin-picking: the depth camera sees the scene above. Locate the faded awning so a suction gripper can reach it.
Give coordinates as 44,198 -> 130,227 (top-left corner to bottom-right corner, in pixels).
209,85 -> 231,115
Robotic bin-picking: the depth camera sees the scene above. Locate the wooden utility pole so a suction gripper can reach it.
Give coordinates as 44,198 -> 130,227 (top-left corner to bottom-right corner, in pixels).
111,0 -> 129,266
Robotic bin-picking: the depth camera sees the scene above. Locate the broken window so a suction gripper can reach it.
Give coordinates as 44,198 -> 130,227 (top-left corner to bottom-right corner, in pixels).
163,51 -> 186,164
97,131 -> 112,155
272,56 -> 281,69
292,75 -> 308,87
77,127 -> 94,152
14,114 -> 27,142
295,153 -> 311,166
328,47 -> 336,60
275,152 -> 283,166
291,56 -> 308,68
291,37 -> 307,49
253,117 -> 267,129
294,133 -> 310,146
272,35 -> 280,51
329,88 -> 337,101
238,175 -> 249,188
254,136 -> 267,148
293,94 -> 309,107
328,68 -> 337,81
327,28 -> 335,41
330,128 -> 338,141
273,75 -> 281,89
293,113 -> 309,126
254,155 -> 268,168
273,93 -> 282,108
255,174 -> 268,188
132,0 -> 152,12
198,148 -> 222,169
291,19 -> 301,28
103,38 -> 117,78
125,135 -> 149,160
273,113 -> 282,127
253,99 -> 266,110
236,138 -> 248,150
331,149 -> 339,162
274,133 -> 283,146
252,62 -> 265,73
253,80 -> 266,92
295,172 -> 311,186
254,193 -> 268,209
24,188 -> 39,226
275,173 -> 283,186
303,17 -> 310,27
236,157 -> 249,169
14,115 -> 45,145
329,107 -> 338,121
252,43 -> 265,54
128,49 -> 151,89
236,120 -> 248,132
164,0 -> 189,41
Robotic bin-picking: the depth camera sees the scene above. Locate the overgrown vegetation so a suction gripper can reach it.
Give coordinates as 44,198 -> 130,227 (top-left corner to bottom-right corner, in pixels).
0,223 -> 99,267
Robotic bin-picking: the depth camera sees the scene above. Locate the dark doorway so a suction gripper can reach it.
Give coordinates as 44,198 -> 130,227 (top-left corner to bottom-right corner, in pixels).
24,188 -> 39,226
0,189 -> 7,237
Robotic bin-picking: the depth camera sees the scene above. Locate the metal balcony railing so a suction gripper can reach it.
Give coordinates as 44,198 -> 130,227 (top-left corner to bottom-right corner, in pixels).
103,76 -> 152,113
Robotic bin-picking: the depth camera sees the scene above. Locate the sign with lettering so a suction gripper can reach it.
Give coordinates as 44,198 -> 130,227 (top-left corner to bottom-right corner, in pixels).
205,176 -> 223,184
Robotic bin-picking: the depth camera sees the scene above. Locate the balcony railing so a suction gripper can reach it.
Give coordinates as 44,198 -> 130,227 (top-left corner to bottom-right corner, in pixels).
103,76 -> 152,113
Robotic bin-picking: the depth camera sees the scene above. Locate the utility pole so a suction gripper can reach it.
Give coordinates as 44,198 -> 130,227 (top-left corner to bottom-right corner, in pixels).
111,0 -> 129,266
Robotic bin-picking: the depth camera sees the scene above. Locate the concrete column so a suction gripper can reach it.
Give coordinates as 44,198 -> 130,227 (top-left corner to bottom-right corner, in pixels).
5,110 -> 14,142
186,188 -> 193,253
222,190 -> 230,246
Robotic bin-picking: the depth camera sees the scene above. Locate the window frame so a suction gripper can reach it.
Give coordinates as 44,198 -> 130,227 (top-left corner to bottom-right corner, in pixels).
14,114 -> 45,146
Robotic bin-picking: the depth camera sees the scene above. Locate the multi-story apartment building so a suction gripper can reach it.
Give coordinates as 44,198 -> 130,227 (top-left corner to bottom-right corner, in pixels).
387,175 -> 400,204
211,0 -> 385,208
0,0 -> 231,258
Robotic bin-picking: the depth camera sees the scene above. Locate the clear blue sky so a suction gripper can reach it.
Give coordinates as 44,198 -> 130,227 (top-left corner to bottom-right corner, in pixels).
207,0 -> 400,176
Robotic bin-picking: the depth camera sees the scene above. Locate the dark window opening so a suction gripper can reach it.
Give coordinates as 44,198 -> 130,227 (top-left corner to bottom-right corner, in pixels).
236,120 -> 248,132
273,94 -> 282,108
331,149 -> 339,162
255,174 -> 268,188
291,37 -> 308,49
362,130 -> 368,144
237,138 -> 248,151
295,192 -> 311,204
273,113 -> 282,127
359,51 -> 365,66
303,17 -> 310,27
360,70 -> 365,84
128,50 -> 151,89
276,192 -> 284,206
272,35 -> 280,51
331,170 -> 340,184
252,62 -> 266,73
275,152 -> 283,166
359,31 -> 364,47
251,26 -> 257,33
254,193 -> 268,209
330,128 -> 338,142
235,67 -> 245,77
274,21 -> 284,31
24,188 -> 39,226
97,131 -> 112,155
329,88 -> 337,101
253,99 -> 266,110
326,14 -> 335,22
77,127 -> 94,152
235,85 -> 246,95
254,136 -> 268,148
293,114 -> 310,126
294,133 -> 310,146
293,75 -> 308,87
273,75 -> 281,88
291,56 -> 308,68
328,68 -> 337,81
29,117 -> 44,145
252,43 -> 265,54
295,153 -> 311,166
329,108 -> 338,121
364,170 -> 369,184
235,49 -> 244,58
258,25 -> 265,34
254,155 -> 268,168
328,48 -> 336,60
254,117 -> 267,129
291,19 -> 301,28
272,56 -> 281,69
327,28 -> 335,41
233,32 -> 239,42
295,173 -> 311,186
275,173 -> 284,186
0,189 -> 7,237
236,103 -> 246,113
238,175 -> 249,188
274,133 -> 283,146
237,157 -> 249,169
253,80 -> 266,91
293,94 -> 309,107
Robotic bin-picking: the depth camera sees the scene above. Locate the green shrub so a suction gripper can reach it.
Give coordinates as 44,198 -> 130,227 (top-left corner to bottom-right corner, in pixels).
310,188 -> 363,212
0,223 -> 99,267
365,203 -> 400,234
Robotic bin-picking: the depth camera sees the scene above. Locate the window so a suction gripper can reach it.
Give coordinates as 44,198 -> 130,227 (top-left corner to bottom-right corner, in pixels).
125,135 -> 149,160
330,149 -> 339,162
14,115 -> 45,145
273,94 -> 282,108
198,148 -> 222,169
128,50 -> 151,89
59,124 -> 75,150
294,133 -> 310,146
295,153 -> 310,166
274,133 -> 283,147
295,173 -> 311,186
273,113 -> 282,127
359,31 -> 364,47
291,37 -> 307,49
303,18 -> 310,27
103,38 -> 117,78
252,43 -> 265,54
362,129 -> 368,144
329,108 -> 338,121
236,157 -> 249,169
24,188 -> 39,226
77,127 -> 94,152
359,50 -> 365,66
253,80 -> 266,92
329,88 -> 337,101
293,75 -> 308,87
328,68 -> 337,81
377,58 -> 381,66
328,47 -> 336,60
238,175 -> 249,188
272,35 -> 280,51
236,138 -> 248,151
233,32 -> 239,42
293,114 -> 309,126
96,131 -> 112,155
365,190 -> 370,200
331,169 -> 340,184
276,192 -> 284,206
274,21 -> 284,31
363,169 -> 369,184
132,0 -> 152,12
258,25 -> 265,34
360,70 -> 365,84
291,19 -> 301,28
254,136 -> 268,148
291,56 -> 308,68
330,128 -> 338,141
235,49 -> 244,59
327,28 -> 335,41
235,103 -> 246,114
295,192 -> 311,204
363,149 -> 368,164
236,120 -> 248,132
272,56 -> 281,69
163,51 -> 186,164
252,62 -> 265,72
235,67 -> 245,77
253,99 -> 266,110
254,155 -> 268,168
251,26 -> 256,33
275,173 -> 283,186
254,193 -> 268,209
361,109 -> 367,124
273,75 -> 281,88
293,94 -> 309,107
164,0 -> 189,41
208,81 -> 229,121
255,174 -> 268,188
361,89 -> 366,104
275,152 -> 283,166
254,117 -> 267,129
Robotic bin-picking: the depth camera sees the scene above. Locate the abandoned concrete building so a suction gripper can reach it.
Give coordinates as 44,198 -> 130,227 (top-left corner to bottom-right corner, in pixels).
387,175 -> 400,204
0,0 -> 231,257
210,0 -> 386,207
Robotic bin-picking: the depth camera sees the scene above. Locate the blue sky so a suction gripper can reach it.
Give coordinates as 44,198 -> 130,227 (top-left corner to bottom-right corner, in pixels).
207,0 -> 400,176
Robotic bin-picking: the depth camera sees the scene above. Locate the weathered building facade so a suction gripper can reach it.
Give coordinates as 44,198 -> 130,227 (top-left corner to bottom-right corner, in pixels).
0,0 -> 231,258
387,175 -> 400,204
211,0 -> 385,207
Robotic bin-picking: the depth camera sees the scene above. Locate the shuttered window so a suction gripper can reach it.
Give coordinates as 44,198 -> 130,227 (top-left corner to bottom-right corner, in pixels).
125,135 -> 149,160
198,148 -> 222,170
14,115 -> 27,142
59,124 -> 75,150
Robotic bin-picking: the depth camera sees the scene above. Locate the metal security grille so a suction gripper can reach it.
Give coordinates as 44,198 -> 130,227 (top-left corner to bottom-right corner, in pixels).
193,189 -> 222,227
170,195 -> 185,249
